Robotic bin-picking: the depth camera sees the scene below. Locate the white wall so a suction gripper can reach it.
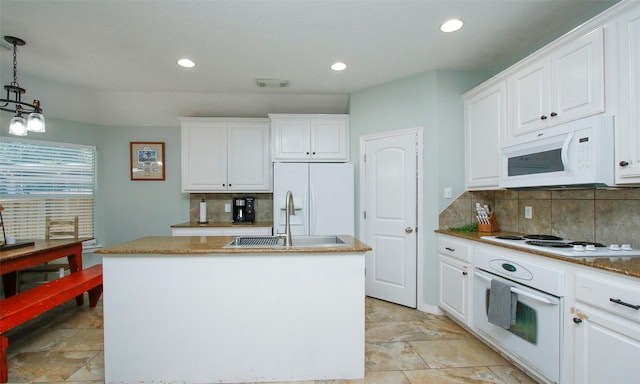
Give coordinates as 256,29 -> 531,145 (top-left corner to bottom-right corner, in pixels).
348,69 -> 490,308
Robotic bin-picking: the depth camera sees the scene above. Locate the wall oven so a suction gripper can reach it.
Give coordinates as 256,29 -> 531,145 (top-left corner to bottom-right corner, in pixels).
474,248 -> 565,384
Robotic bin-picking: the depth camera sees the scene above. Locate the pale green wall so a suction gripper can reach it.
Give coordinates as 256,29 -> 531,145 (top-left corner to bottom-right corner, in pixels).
2,68 -> 488,307
348,69 -> 490,307
1,114 -> 189,246
96,125 -> 189,245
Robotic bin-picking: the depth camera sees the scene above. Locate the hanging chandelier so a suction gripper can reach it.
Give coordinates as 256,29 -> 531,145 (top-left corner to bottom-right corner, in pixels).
1,36 -> 45,136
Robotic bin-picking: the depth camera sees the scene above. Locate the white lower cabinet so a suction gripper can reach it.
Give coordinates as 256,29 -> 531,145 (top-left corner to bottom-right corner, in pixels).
572,271 -> 640,384
572,305 -> 640,384
437,236 -> 640,383
171,227 -> 272,236
439,256 -> 471,324
437,235 -> 473,326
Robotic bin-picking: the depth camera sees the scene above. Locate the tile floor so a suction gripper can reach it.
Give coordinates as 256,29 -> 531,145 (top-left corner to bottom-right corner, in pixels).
4,295 -> 539,383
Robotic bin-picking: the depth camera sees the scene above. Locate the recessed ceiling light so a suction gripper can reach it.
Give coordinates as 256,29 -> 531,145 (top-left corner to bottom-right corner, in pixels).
331,62 -> 347,71
440,19 -> 464,33
177,58 -> 196,68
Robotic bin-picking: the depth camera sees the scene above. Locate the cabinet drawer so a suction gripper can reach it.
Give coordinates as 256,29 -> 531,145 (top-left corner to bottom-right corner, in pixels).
438,237 -> 471,263
576,273 -> 640,323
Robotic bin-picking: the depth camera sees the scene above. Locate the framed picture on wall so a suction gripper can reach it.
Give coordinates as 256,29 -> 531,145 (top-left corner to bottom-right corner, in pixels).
130,142 -> 165,181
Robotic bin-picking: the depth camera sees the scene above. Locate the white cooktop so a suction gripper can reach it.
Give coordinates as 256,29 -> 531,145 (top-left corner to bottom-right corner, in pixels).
481,235 -> 640,260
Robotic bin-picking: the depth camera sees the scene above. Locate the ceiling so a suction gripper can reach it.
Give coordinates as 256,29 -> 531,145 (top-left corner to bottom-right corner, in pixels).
0,0 -> 618,127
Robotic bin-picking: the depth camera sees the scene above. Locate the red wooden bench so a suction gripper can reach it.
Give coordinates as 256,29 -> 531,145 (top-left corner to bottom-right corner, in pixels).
0,264 -> 103,383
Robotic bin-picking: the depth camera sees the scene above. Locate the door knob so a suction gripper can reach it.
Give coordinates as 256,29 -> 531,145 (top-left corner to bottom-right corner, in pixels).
405,227 -> 413,233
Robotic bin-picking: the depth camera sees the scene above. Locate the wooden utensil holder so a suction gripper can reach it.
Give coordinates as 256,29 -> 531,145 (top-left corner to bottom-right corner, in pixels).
478,213 -> 500,233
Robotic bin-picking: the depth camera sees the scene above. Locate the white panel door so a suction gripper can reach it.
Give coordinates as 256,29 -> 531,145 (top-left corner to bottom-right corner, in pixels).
363,132 -> 417,308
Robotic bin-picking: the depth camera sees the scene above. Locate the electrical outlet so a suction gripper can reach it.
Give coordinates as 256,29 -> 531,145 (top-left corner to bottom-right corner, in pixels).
224,203 -> 231,212
524,206 -> 533,219
444,187 -> 452,198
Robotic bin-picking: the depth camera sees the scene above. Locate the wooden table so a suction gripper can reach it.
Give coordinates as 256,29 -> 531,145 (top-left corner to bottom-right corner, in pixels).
1,239 -> 89,303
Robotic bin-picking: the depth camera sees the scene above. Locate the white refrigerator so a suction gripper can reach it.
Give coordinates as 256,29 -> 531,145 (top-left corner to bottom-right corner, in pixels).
273,162 -> 354,236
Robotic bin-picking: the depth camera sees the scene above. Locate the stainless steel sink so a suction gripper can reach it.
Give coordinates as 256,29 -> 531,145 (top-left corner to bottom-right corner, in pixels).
224,235 -> 349,248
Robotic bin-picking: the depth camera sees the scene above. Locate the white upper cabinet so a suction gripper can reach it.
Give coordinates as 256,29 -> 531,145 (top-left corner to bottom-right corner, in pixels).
227,123 -> 271,190
180,118 -> 271,192
270,114 -> 349,162
464,80 -> 506,189
507,27 -> 605,145
614,3 -> 640,185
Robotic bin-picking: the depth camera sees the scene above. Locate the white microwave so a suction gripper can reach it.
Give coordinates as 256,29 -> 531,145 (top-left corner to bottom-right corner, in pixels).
500,115 -> 614,188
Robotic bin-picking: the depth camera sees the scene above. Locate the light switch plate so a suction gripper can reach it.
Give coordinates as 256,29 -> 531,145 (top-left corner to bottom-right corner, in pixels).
224,203 -> 231,212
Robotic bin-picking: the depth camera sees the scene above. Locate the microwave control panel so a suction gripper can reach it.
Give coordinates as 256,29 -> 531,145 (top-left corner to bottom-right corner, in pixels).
572,128 -> 591,174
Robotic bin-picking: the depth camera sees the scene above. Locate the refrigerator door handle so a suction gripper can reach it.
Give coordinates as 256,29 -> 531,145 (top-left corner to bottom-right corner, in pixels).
308,186 -> 314,235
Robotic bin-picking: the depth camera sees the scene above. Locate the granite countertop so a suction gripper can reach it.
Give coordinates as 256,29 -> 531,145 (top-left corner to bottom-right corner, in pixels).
171,221 -> 273,228
436,229 -> 640,279
96,235 -> 371,255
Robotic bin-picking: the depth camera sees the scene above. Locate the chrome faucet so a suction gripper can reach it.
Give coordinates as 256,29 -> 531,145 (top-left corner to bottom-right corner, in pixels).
278,190 -> 295,246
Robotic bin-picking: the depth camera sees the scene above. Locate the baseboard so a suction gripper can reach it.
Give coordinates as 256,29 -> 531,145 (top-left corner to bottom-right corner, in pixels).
418,302 -> 445,315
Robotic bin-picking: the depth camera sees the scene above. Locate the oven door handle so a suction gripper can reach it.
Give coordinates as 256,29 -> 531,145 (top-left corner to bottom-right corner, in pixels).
510,287 -> 557,305
474,271 -> 558,305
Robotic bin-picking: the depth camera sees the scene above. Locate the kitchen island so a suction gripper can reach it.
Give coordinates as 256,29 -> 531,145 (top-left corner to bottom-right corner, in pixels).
96,235 -> 371,384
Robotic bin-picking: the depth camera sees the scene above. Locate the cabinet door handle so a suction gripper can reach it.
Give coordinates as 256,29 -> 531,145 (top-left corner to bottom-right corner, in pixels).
609,298 -> 640,310
550,112 -> 557,117
462,271 -> 468,276
573,317 -> 583,324
540,115 -> 548,120
445,247 -> 455,252
619,161 -> 629,167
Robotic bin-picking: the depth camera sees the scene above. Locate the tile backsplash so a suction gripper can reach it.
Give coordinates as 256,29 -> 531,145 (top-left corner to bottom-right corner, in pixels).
439,188 -> 640,247
190,193 -> 273,223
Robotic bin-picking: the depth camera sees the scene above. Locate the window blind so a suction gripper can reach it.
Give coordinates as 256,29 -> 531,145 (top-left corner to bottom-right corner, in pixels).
0,138 -> 96,241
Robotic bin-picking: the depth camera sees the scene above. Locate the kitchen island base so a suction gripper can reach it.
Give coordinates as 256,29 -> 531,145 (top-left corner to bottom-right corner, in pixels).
103,252 -> 365,383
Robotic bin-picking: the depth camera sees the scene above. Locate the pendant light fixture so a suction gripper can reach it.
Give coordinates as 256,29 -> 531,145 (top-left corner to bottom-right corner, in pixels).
1,36 -> 45,136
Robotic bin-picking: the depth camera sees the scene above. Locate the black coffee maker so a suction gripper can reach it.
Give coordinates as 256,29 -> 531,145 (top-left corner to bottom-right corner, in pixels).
233,197 -> 255,223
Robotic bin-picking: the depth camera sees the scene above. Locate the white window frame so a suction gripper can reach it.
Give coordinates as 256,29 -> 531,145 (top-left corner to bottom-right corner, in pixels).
0,137 -> 96,241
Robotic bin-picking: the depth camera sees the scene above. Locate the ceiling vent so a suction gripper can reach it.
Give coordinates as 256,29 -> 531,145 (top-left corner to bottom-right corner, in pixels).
255,78 -> 289,88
